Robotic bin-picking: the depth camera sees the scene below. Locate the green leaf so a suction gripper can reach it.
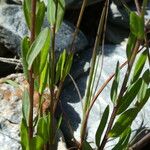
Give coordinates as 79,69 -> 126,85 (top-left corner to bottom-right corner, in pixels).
136,70 -> 149,105
5,80 -> 19,88
47,0 -> 65,32
137,88 -> 150,109
39,61 -> 49,94
54,115 -> 63,141
20,118 -> 30,150
142,0 -> 148,16
30,136 -> 44,150
22,89 -> 30,126
109,108 -> 139,137
142,69 -> 150,84
23,0 -> 31,29
132,50 -> 147,83
126,33 -> 136,60
21,36 -> 30,80
60,49 -> 67,79
57,115 -> 62,130
35,1 -> 46,36
27,28 -> 50,72
110,61 -> 120,104
55,49 -> 66,83
95,106 -> 109,147
117,78 -> 142,115
37,114 -> 50,141
112,127 -> 131,150
55,56 -> 62,84
130,12 -> 145,39
82,141 -> 93,150
63,52 -> 74,81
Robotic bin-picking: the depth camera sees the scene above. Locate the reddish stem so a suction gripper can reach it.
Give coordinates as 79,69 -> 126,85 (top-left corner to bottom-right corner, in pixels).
28,0 -> 36,139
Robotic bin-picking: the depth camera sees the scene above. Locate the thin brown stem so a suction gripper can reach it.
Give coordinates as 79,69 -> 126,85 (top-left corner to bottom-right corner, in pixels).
28,0 -> 36,139
80,60 -> 128,150
134,0 -> 141,16
49,26 -> 56,147
99,40 -> 141,150
80,0 -> 109,146
129,133 -> 150,150
49,5 -> 57,148
70,0 -> 88,52
80,45 -> 145,149
68,74 -> 83,108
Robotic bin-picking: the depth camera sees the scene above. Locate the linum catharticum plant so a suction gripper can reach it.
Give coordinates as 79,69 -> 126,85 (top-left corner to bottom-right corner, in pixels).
79,0 -> 150,149
20,0 -> 74,149
19,0 -> 150,149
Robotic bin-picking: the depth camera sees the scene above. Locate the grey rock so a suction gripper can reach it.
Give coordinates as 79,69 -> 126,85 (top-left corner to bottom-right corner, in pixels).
59,44 -> 150,149
1,0 -> 103,9
0,73 -> 67,150
43,0 -> 102,9
0,82 -> 22,150
0,4 -> 88,55
106,1 -> 150,43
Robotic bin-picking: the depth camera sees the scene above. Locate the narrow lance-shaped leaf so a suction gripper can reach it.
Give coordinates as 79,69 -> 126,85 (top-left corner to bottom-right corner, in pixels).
22,89 -> 30,126
20,119 -> 30,150
23,0 -> 31,29
63,52 -> 74,81
110,61 -> 120,104
35,1 -> 46,36
117,78 -> 142,115
131,50 -> 147,83
5,80 -> 19,88
95,106 -> 109,147
37,115 -> 50,141
54,115 -> 63,141
21,36 -> 30,80
138,69 -> 149,101
126,33 -> 136,60
55,55 -> 62,84
30,136 -> 44,150
39,60 -> 49,95
55,49 -> 66,84
130,12 -> 145,39
142,0 -> 148,16
27,27 -> 50,72
47,0 -> 65,32
112,127 -> 131,150
136,70 -> 150,108
82,141 -> 93,150
60,49 -> 67,79
136,88 -> 150,110
109,107 -> 139,137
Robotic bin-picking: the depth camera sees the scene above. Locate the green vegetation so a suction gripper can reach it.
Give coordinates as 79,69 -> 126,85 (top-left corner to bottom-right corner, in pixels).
20,0 -> 150,149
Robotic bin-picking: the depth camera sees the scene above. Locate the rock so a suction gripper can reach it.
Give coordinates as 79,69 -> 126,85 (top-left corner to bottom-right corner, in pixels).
0,4 -> 88,55
58,44 -> 150,149
42,0 -> 103,9
0,74 -> 23,150
0,74 -> 67,150
106,1 -> 150,43
2,0 -> 103,9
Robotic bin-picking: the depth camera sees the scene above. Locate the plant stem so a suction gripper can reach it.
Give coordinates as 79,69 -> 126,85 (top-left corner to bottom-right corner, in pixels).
28,0 -> 36,139
83,0 -> 109,115
53,81 -> 64,112
48,25 -> 56,148
49,3 -> 57,146
80,0 -> 109,146
70,0 -> 88,52
99,40 -> 141,150
134,0 -> 141,15
129,132 -> 150,150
